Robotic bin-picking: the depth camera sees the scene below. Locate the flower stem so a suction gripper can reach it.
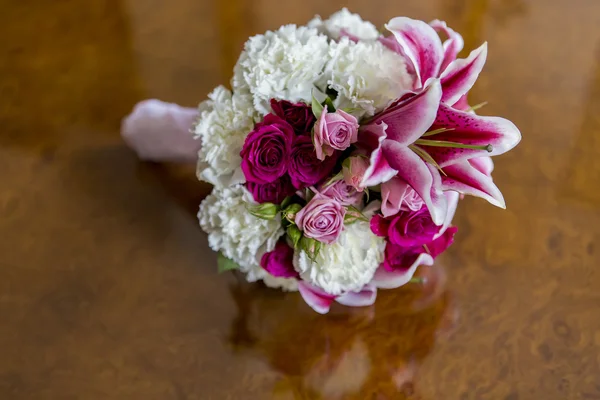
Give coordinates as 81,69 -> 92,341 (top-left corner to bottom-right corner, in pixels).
415,139 -> 493,152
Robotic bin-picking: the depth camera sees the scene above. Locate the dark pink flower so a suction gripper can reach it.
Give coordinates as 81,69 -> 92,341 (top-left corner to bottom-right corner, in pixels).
314,109 -> 359,160
288,135 -> 337,189
270,99 -> 315,134
246,175 -> 295,204
260,240 -> 298,278
295,193 -> 345,244
240,114 -> 294,184
388,207 -> 440,247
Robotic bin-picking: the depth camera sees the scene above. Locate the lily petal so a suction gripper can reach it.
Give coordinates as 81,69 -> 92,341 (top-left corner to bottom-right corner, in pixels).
298,282 -> 337,314
469,156 -> 494,176
385,17 -> 444,88
429,20 -> 464,72
381,141 -> 447,225
423,102 -> 522,167
372,253 -> 434,289
440,43 -> 488,105
360,122 -> 398,187
368,80 -> 442,144
451,94 -> 470,111
336,284 -> 377,307
442,161 -> 506,208
381,177 -> 410,217
434,190 -> 459,239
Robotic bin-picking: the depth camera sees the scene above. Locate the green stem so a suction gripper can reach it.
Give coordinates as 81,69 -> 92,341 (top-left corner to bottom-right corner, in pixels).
415,139 -> 493,152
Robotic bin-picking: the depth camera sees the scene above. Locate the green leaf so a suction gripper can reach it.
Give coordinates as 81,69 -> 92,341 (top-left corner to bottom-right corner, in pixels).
300,236 -> 322,261
247,202 -> 279,220
341,107 -> 361,114
217,253 -> 240,273
344,205 -> 369,225
280,196 -> 292,209
311,92 -> 324,119
323,96 -> 335,112
283,203 -> 303,223
287,225 -> 302,248
323,170 -> 344,187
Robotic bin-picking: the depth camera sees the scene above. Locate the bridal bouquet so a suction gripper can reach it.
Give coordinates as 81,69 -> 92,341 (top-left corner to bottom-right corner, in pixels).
194,9 -> 520,313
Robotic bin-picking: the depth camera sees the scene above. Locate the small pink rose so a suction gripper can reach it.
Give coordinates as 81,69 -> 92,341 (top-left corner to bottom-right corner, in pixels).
295,193 -> 346,244
342,156 -> 369,192
320,180 -> 364,207
260,240 -> 299,278
381,177 -> 424,217
314,109 -> 359,161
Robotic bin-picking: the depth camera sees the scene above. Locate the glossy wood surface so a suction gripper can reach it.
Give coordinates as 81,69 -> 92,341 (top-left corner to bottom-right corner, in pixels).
2,0 -> 600,398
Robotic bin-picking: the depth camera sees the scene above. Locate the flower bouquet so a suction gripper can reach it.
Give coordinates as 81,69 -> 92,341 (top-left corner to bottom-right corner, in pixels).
189,9 -> 521,314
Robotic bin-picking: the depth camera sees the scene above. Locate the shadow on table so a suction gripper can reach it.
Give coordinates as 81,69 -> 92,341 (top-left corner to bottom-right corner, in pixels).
225,265 -> 459,399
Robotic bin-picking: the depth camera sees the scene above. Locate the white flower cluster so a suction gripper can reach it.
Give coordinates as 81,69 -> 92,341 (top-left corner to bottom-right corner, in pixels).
293,216 -> 386,295
196,10 -> 412,294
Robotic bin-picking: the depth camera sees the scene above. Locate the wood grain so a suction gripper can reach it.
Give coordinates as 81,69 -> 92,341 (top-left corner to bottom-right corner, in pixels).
1,0 -> 600,398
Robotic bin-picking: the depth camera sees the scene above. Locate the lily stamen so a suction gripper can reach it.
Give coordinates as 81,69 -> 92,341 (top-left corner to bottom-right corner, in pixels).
414,139 -> 493,152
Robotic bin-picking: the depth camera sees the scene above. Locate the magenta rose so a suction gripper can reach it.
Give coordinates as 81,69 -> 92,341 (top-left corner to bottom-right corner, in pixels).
240,114 -> 294,184
270,99 -> 315,134
246,175 -> 295,204
382,226 -> 458,271
288,135 -> 338,189
388,207 -> 440,247
314,109 -> 359,160
320,180 -> 364,207
260,240 -> 298,278
295,193 -> 345,244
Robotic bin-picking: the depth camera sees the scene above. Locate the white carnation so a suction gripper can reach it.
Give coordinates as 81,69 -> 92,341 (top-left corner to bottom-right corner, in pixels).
325,37 -> 413,117
232,25 -> 331,115
293,219 -> 386,295
246,264 -> 299,292
193,86 -> 257,188
198,185 -> 283,271
308,8 -> 379,41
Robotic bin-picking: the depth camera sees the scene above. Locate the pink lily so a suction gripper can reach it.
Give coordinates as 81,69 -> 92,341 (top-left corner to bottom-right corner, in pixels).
298,281 -> 378,314
360,79 -> 520,216
383,17 -> 487,106
372,191 -> 459,289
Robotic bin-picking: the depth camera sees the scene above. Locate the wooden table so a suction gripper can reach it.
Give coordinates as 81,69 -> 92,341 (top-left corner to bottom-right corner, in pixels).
2,0 -> 599,398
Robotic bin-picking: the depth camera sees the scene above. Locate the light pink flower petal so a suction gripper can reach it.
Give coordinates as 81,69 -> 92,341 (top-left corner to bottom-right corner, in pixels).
369,80 -> 442,144
385,17 -> 444,88
381,177 -> 410,218
442,161 -> 506,208
440,43 -> 488,105
451,94 -> 470,111
121,99 -> 200,163
298,282 -> 337,314
469,156 -> 494,176
424,103 -> 522,167
434,190 -> 459,239
372,253 -> 434,289
382,141 -> 448,225
336,284 -> 377,307
430,20 -> 464,72
360,122 -> 399,187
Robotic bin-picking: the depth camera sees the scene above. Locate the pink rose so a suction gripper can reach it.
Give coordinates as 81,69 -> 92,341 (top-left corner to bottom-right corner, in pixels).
260,240 -> 298,278
320,180 -> 364,207
246,175 -> 295,204
288,135 -> 338,189
314,109 -> 359,160
295,193 -> 346,244
240,114 -> 294,184
342,156 -> 369,192
381,177 -> 424,217
270,99 -> 315,134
